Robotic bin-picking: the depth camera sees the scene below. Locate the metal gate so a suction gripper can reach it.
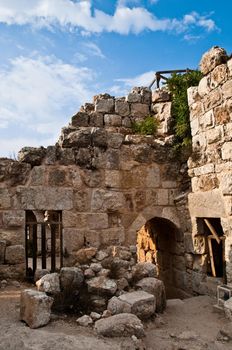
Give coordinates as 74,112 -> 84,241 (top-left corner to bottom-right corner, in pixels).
25,219 -> 63,280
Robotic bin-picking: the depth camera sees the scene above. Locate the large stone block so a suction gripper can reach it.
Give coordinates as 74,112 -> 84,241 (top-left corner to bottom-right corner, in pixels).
71,112 -> 89,127
187,87 -> 200,106
0,189 -> 11,209
203,88 -> 222,111
2,210 -> 24,227
18,187 -> 73,210
107,133 -> 124,149
198,76 -> 210,97
20,289 -> 53,329
132,262 -> 158,282
130,103 -> 149,118
60,267 -> 84,291
5,244 -> 24,264
104,114 -> 122,127
115,98 -> 130,116
108,290 -> 155,319
0,240 -> 6,263
200,46 -> 228,75
210,64 -> 228,89
222,142 -> 232,160
48,168 -> 67,186
136,277 -> 166,312
221,80 -> 232,100
36,273 -> 60,294
145,165 -> 160,188
87,276 -> 117,296
86,213 -> 109,230
29,166 -> 46,186
62,211 -> 87,228
91,189 -> 125,212
95,98 -> 115,113
95,313 -> 145,338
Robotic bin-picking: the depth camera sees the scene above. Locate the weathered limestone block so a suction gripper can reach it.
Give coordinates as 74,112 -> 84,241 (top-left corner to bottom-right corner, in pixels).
115,98 -> 130,116
29,166 -> 46,186
108,291 -> 155,319
5,244 -> 24,264
95,313 -> 145,338
200,46 -> 228,75
126,89 -> 142,103
199,109 -> 214,128
71,112 -> 89,127
95,98 -> 115,113
18,147 -> 46,166
76,315 -> 93,326
0,240 -> 6,263
91,128 -> 108,148
130,103 -> 149,118
0,189 -> 11,209
20,289 -> 53,329
194,163 -> 214,176
136,277 -> 166,312
145,165 -> 160,188
219,172 -> 232,195
44,145 -> 57,165
152,89 -> 170,103
89,112 -> 104,127
48,168 -> 66,186
86,213 -> 109,230
91,189 -> 125,212
87,276 -> 117,296
221,80 -> 232,100
198,76 -> 210,97
60,267 -> 84,291
0,228 -> 24,245
58,148 -> 75,165
187,87 -> 200,107
122,116 -> 132,128
80,102 -> 95,113
104,114 -> 122,127
74,148 -> 91,166
107,133 -> 124,149
81,169 -> 103,188
189,101 -> 204,120
224,298 -> 232,321
62,211 -> 87,228
210,64 -> 228,89
105,149 -> 120,170
190,118 -> 199,136
75,247 -> 97,264
203,88 -> 222,111
157,189 -> 169,205
61,129 -> 91,148
18,187 -> 73,210
34,269 -> 50,283
214,103 -> 230,125
132,262 -> 158,282
2,210 -> 24,227
105,170 -> 120,188
222,142 -> 232,160
63,228 -> 85,253
36,273 -> 60,294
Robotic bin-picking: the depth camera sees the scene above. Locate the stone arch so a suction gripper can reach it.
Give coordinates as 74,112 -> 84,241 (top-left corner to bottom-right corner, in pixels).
127,206 -> 186,298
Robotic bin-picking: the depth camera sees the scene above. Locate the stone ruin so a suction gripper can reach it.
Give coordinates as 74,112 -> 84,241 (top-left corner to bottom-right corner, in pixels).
1,46 -> 232,330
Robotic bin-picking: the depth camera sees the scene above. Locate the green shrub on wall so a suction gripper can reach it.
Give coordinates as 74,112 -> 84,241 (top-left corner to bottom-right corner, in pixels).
166,70 -> 203,150
132,115 -> 159,135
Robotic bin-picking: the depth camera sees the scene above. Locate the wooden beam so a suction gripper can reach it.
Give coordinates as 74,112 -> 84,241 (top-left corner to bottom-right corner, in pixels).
208,236 -> 216,277
204,219 -> 220,244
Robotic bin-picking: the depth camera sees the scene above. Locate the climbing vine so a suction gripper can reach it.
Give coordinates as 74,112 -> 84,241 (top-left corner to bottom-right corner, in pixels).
166,70 -> 203,151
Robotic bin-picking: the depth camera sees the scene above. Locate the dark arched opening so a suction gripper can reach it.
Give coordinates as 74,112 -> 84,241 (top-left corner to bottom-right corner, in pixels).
137,217 -> 184,298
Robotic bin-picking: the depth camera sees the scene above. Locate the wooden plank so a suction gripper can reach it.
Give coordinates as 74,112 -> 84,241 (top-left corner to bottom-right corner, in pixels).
204,219 -> 220,244
208,236 -> 216,277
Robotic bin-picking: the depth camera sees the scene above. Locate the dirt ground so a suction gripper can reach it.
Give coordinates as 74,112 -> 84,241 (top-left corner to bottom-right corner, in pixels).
0,283 -> 232,350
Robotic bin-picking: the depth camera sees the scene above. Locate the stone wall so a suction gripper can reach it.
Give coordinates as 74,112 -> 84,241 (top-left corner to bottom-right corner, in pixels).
0,86 -> 191,298
187,46 -> 232,291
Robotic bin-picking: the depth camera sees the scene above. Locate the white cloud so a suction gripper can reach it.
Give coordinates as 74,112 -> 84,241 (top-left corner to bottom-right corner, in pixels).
0,54 -> 96,156
116,70 -> 155,88
83,42 -> 105,59
0,0 -> 217,35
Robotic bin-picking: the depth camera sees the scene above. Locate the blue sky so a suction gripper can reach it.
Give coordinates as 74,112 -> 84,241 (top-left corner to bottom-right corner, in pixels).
0,0 -> 231,157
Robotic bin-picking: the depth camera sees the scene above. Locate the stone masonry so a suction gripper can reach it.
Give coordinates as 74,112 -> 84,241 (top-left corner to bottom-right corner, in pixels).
1,46 -> 232,298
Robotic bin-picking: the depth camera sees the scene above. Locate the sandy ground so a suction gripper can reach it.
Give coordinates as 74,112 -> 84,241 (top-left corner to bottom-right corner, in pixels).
0,283 -> 231,350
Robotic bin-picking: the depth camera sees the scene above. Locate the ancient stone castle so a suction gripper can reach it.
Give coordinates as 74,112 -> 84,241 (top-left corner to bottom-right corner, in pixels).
1,46 -> 232,300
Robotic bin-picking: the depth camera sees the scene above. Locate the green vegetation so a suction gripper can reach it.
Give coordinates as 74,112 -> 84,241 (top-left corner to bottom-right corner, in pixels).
166,70 -> 203,151
132,115 -> 158,135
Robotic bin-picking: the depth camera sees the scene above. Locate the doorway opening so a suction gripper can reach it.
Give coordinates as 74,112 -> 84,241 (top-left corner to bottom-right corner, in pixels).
137,217 -> 184,298
197,218 -> 225,281
25,210 -> 63,280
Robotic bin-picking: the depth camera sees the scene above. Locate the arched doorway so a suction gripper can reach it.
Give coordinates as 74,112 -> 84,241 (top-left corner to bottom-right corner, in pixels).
137,217 -> 184,298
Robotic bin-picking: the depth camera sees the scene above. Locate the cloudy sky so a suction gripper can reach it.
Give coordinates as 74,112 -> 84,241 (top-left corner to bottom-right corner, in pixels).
0,0 -> 231,157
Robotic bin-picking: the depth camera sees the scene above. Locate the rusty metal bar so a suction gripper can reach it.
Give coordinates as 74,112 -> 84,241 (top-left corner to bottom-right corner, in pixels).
59,212 -> 63,269
32,224 -> 37,274
51,224 -> 56,272
148,68 -> 194,89
25,224 -> 29,277
41,223 -> 46,269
